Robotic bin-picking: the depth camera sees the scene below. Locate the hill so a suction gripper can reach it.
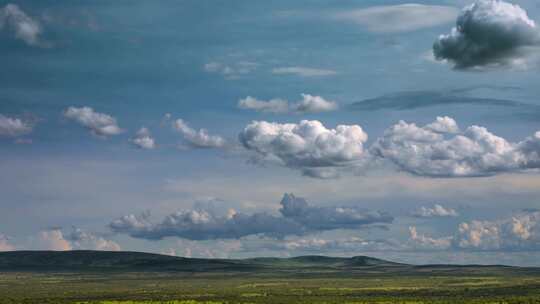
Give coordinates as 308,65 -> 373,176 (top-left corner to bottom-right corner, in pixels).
0,250 -> 403,272
0,250 -> 537,276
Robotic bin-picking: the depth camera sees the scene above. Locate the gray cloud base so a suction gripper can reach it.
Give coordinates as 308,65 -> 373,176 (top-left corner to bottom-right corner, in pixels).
109,193 -> 393,240
433,0 -> 540,69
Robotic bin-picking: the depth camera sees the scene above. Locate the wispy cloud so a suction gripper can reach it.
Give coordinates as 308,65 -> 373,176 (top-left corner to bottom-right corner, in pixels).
271,66 -> 337,77
334,4 -> 458,33
412,204 -> 459,218
63,107 -> 123,138
172,118 -> 226,149
238,94 -> 338,114
0,4 -> 49,47
203,61 -> 258,80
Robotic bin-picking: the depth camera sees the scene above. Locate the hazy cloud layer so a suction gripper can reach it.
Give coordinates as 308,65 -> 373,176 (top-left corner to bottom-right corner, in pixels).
271,67 -> 337,77
109,193 -> 392,240
371,116 -> 540,177
239,120 -> 367,177
172,119 -> 226,149
413,204 -> 459,218
238,94 -> 338,114
64,107 -> 123,137
433,0 -> 540,69
131,127 -> 155,150
334,4 -> 458,33
0,4 -> 45,46
0,114 -> 33,137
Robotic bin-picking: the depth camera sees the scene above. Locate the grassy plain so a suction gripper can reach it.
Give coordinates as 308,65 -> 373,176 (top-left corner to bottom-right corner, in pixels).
2,270 -> 540,304
1,251 -> 540,304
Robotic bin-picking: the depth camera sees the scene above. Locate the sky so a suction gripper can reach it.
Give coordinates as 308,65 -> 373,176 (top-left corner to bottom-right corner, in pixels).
1,0 -> 540,266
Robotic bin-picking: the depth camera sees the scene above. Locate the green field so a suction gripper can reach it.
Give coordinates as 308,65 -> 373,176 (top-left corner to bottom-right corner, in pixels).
1,251 -> 540,304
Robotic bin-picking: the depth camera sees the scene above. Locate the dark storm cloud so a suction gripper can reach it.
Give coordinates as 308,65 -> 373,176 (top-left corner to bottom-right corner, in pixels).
433,0 -> 540,70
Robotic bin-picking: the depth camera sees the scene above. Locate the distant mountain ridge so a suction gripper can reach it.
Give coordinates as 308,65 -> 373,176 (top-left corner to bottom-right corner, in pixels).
0,251 -> 536,275
0,250 -> 401,272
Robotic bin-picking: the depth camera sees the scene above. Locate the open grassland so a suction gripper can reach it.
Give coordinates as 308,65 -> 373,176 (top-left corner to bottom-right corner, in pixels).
2,271 -> 540,304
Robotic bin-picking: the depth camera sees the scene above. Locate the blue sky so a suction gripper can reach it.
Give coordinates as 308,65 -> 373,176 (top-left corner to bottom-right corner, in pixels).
1,0 -> 540,266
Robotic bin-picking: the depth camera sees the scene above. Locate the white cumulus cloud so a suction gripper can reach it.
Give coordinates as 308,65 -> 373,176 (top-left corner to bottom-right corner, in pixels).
131,127 -> 155,149
238,94 -> 338,114
409,210 -> 540,251
172,119 -> 226,148
0,114 -> 33,137
38,229 -> 72,251
239,120 -> 367,177
371,116 -> 540,177
64,107 -> 123,138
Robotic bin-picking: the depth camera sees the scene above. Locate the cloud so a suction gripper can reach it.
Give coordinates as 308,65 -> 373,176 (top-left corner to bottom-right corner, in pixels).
65,227 -> 121,251
239,116 -> 540,178
334,4 -> 458,33
0,4 -> 46,47
412,204 -> 459,218
131,127 -> 155,149
271,67 -> 337,77
408,226 -> 453,249
371,116 -> 540,177
162,239 -> 242,258
411,210 -> 540,251
279,193 -> 393,230
203,61 -> 258,80
433,0 -> 540,69
238,96 -> 289,113
295,94 -> 338,113
239,120 -> 367,177
238,94 -> 338,114
36,227 -> 120,251
109,193 -> 392,240
0,234 -> 15,251
63,107 -> 123,138
0,114 -> 33,137
38,229 -> 72,251
172,119 -> 226,148
455,211 -> 540,250
349,87 -> 537,111
247,236 -> 396,254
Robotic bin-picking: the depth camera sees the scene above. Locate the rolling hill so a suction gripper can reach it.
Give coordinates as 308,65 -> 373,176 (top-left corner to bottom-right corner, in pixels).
0,250 -> 537,276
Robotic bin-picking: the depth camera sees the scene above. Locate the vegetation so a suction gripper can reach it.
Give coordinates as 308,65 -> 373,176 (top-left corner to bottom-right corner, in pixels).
1,251 -> 540,303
